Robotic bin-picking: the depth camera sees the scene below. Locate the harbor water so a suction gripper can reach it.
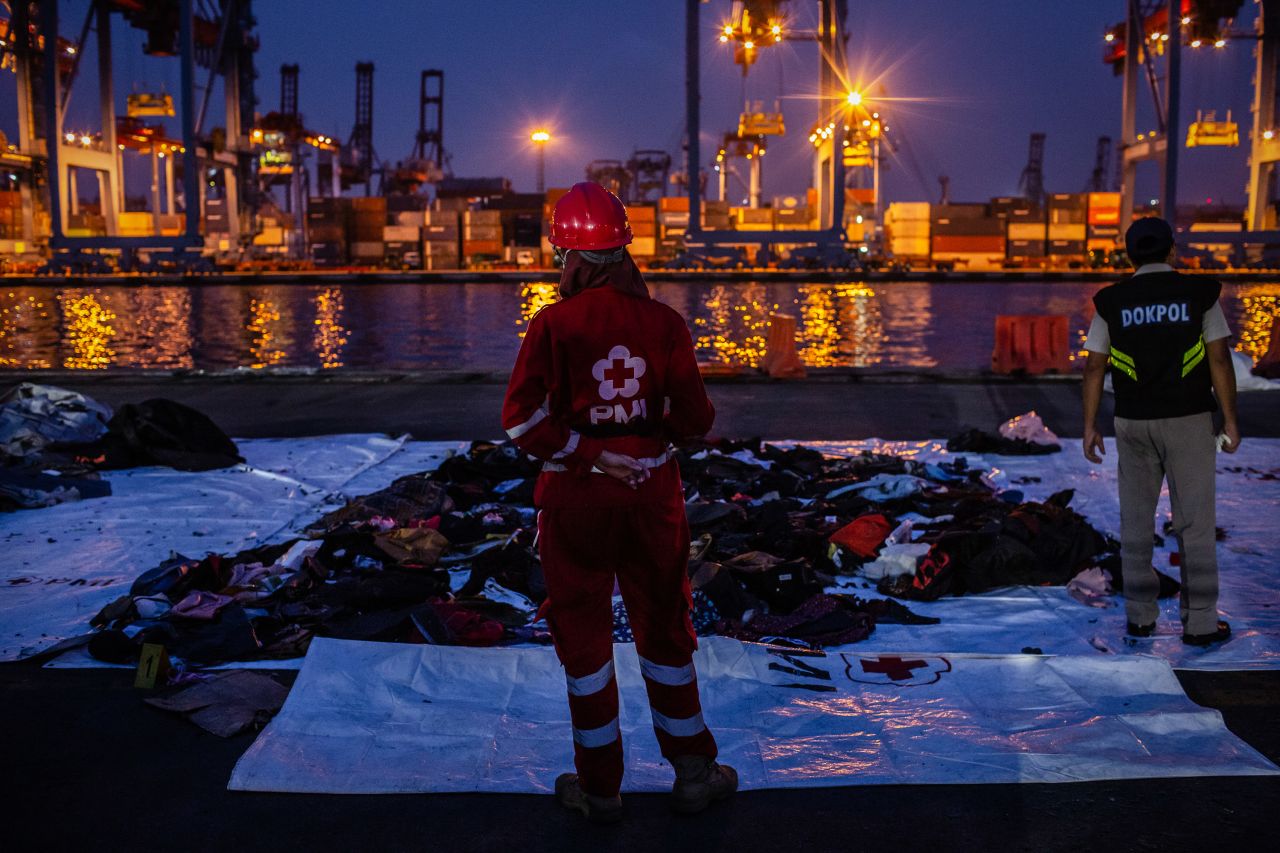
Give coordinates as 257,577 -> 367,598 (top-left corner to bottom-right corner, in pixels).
0,280 -> 1276,373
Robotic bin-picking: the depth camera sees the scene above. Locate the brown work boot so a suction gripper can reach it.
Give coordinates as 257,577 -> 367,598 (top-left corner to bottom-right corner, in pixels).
669,755 -> 738,814
554,773 -> 623,824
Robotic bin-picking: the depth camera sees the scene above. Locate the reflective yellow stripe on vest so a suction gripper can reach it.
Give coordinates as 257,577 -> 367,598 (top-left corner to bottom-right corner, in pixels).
1109,346 -> 1138,382
1181,335 -> 1205,377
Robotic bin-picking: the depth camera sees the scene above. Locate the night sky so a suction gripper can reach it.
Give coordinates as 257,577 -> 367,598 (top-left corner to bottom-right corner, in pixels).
3,0 -> 1260,208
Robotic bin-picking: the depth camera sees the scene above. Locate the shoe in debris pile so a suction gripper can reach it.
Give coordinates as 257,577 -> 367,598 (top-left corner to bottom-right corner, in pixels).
1182,620 -> 1231,647
554,773 -> 623,824
670,755 -> 738,814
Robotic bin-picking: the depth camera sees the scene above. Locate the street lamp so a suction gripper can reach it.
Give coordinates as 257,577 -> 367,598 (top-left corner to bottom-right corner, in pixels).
530,129 -> 551,193
846,91 -> 862,106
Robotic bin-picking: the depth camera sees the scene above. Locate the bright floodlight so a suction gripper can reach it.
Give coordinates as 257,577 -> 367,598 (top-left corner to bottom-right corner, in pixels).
530,130 -> 551,143
846,91 -> 862,106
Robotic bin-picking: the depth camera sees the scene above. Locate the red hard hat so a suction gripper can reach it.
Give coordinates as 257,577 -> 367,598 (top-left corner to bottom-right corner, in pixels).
549,182 -> 633,250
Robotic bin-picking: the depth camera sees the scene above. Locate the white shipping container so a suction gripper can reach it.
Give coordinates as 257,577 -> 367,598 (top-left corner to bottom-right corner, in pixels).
887,202 -> 931,222
383,225 -> 421,242
464,224 -> 502,240
933,251 -> 1002,270
1048,223 -> 1086,241
395,211 -> 426,227
423,240 -> 459,257
424,210 -> 459,227
889,237 -> 931,257
1007,222 -> 1047,241
887,220 -> 929,239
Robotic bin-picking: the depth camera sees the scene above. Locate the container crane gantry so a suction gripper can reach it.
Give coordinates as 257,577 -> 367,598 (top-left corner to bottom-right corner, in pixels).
674,0 -> 862,270
12,0 -> 259,272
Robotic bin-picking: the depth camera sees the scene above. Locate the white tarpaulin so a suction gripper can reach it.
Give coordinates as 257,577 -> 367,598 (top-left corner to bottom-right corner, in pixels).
8,436 -> 1279,670
228,636 -> 1278,793
0,434 -> 453,660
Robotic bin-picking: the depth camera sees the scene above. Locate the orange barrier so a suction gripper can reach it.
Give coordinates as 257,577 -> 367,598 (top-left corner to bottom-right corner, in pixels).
1254,316 -> 1280,377
991,314 -> 1071,375
759,313 -> 808,379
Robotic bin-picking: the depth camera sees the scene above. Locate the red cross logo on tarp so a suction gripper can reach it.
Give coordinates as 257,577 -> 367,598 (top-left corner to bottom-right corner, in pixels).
842,653 -> 952,687
860,656 -> 927,681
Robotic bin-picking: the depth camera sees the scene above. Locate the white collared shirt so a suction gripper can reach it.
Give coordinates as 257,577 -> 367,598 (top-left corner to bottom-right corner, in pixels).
1083,265 -> 1230,354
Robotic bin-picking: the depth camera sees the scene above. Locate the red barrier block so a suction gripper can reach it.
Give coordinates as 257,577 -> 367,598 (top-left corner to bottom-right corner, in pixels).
992,315 -> 1070,375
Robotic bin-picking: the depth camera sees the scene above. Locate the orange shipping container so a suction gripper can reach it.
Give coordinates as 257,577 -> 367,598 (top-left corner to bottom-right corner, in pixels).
846,187 -> 875,205
931,235 -> 1005,253
1087,192 -> 1121,226
625,205 -> 657,223
631,220 -> 657,238
463,239 -> 503,256
659,196 -> 690,213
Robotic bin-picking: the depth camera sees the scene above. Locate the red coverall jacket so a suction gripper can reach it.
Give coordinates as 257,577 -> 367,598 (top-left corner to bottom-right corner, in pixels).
501,286 -> 714,507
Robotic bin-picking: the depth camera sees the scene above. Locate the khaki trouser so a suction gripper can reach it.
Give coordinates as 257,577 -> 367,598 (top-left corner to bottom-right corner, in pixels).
1114,412 -> 1219,634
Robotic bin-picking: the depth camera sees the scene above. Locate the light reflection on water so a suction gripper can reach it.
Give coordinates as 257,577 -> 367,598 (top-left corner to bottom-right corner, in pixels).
0,280 -> 1274,373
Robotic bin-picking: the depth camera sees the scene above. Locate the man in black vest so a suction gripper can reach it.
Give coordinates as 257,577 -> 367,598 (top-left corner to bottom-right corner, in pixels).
1081,217 -> 1239,647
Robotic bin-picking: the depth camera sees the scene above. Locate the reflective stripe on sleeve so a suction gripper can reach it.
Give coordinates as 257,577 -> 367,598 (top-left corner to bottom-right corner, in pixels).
551,431 -> 580,460
639,656 -> 695,687
650,709 -> 706,738
505,408 -> 547,440
573,717 -> 620,748
566,659 -> 615,697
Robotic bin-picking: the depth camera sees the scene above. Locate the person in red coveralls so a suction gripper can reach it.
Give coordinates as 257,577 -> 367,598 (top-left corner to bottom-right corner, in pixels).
502,182 -> 737,823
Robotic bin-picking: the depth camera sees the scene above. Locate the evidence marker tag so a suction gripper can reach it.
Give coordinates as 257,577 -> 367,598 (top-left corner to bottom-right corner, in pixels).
134,643 -> 171,689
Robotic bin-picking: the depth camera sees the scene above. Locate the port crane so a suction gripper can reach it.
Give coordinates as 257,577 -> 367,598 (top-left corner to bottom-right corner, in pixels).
1086,136 -> 1113,192
671,0 -> 874,270
627,149 -> 672,203
1017,133 -> 1046,209
5,0 -> 260,272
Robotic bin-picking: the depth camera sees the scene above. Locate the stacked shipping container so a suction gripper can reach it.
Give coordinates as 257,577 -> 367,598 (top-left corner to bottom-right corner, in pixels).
463,209 -> 502,263
931,203 -> 1004,270
423,210 -> 459,270
1047,193 -> 1087,261
1086,192 -> 1121,253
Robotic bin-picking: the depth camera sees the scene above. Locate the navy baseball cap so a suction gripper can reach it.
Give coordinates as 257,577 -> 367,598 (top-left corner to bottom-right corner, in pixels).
1125,217 -> 1174,260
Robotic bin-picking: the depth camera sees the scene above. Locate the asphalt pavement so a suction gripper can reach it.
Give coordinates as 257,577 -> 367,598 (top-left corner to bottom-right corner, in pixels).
4,373 -> 1278,852
12,371 -> 1280,440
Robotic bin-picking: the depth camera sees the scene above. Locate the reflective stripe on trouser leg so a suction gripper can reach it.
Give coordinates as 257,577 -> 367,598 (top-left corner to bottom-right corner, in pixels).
639,656 -> 695,686
566,659 -> 615,696
644,669 -> 717,760
573,717 -> 620,749
614,494 -> 719,763
564,669 -> 623,796
538,505 -> 627,797
651,708 -> 707,738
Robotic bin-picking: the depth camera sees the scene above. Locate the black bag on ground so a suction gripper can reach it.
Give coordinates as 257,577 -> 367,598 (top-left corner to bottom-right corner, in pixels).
70,399 -> 242,471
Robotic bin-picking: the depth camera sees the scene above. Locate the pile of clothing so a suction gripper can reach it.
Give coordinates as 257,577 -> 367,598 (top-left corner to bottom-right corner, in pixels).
88,431 -> 1128,666
947,410 -> 1063,456
0,383 -> 242,511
